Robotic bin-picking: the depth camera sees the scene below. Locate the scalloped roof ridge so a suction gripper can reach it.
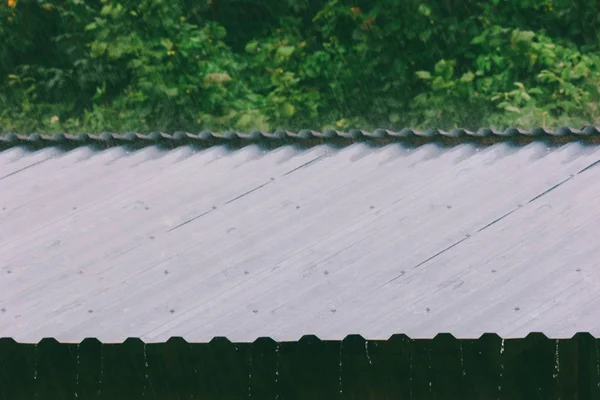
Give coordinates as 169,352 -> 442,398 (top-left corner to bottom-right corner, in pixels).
2,126 -> 600,148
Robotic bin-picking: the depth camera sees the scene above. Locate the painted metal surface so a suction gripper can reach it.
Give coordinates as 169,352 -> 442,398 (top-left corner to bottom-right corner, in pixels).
0,334 -> 592,400
2,141 -> 600,342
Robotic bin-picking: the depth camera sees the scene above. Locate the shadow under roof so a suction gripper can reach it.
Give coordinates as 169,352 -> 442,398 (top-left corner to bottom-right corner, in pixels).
2,140 -> 600,343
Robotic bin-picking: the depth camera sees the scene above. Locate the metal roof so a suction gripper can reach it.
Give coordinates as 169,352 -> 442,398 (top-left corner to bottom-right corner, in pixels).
2,140 -> 600,343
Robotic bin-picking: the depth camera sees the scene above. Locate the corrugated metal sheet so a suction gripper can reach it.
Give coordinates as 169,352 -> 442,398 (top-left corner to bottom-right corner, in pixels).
2,141 -> 600,343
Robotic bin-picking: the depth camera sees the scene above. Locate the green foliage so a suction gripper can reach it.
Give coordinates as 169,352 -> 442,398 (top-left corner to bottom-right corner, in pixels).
1,0 -> 600,133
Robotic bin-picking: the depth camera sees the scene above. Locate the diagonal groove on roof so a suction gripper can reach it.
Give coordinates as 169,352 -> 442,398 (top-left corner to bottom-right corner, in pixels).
2,140 -> 600,343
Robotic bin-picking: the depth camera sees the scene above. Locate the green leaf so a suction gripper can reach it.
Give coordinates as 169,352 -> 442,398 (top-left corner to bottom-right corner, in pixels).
280,102 -> 295,117
418,4 -> 431,16
100,5 -> 112,16
434,60 -> 447,75
160,38 -> 174,51
459,72 -> 475,83
276,46 -> 295,57
470,34 -> 487,45
90,42 -> 107,57
431,76 -> 447,90
512,29 -> 535,44
389,113 -> 401,123
107,45 -> 124,59
245,41 -> 258,53
164,88 -> 179,97
501,104 -> 521,113
415,70 -> 432,80
84,22 -> 97,31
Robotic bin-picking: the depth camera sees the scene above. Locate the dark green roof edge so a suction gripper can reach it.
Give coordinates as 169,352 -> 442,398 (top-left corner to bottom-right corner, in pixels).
2,126 -> 600,149
1,333 -> 592,398
0,332 -> 594,344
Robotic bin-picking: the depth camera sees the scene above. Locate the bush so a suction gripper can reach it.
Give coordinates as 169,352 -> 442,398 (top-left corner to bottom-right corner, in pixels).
1,0 -> 600,133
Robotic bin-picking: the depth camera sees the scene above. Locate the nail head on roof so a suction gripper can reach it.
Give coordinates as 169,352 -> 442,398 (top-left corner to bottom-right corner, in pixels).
576,268 -> 582,272
514,306 -> 520,311
88,309 -> 94,313
0,308 -> 6,313
296,205 -> 300,209
426,307 -> 431,312
170,309 -> 175,314
253,309 -> 258,313
164,270 -> 169,275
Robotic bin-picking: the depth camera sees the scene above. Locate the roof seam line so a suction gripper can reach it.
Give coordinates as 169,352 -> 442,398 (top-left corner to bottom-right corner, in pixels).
0,157 -> 50,181
167,208 -> 216,232
577,158 -> 600,175
527,176 -> 573,204
225,180 -> 273,204
282,155 -> 327,176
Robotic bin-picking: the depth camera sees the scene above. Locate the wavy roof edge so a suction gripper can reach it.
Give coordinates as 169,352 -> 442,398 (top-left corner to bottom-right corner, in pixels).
2,126 -> 600,148
1,332 -> 598,345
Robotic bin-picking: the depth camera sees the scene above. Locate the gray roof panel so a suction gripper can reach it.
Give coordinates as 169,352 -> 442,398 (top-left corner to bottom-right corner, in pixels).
2,141 -> 600,342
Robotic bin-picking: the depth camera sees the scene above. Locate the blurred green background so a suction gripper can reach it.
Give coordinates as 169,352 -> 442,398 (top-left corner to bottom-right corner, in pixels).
1,0 -> 600,133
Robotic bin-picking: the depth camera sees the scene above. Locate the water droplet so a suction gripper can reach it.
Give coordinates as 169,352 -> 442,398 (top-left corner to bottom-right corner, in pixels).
554,339 -> 560,379
459,343 -> 466,376
275,344 -> 281,399
339,342 -> 343,394
33,344 -> 39,400
409,352 -> 413,399
248,347 -> 253,398
97,345 -> 104,396
428,348 -> 433,393
74,344 -> 80,398
365,341 -> 372,365
499,339 -> 505,395
596,343 -> 600,387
